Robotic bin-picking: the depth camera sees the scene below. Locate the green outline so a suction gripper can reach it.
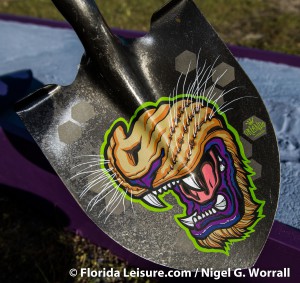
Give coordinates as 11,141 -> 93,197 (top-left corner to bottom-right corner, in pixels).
100,95 -> 265,255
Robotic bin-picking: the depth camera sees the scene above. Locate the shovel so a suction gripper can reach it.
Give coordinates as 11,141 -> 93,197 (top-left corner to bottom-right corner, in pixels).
16,0 -> 280,270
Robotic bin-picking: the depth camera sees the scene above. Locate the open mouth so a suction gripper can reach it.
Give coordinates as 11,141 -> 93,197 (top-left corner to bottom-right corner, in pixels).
141,144 -> 226,208
178,194 -> 227,226
179,146 -> 224,203
177,138 -> 243,238
136,137 -> 243,239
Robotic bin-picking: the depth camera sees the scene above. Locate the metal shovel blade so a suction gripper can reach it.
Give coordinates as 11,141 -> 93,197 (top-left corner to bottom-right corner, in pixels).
16,0 -> 279,270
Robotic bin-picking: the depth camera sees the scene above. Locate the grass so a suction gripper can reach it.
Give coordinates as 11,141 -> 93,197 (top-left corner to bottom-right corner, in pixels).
0,0 -> 299,55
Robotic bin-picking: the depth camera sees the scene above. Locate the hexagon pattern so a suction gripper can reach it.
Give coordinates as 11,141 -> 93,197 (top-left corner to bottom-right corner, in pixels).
243,116 -> 267,141
240,136 -> 253,158
212,62 -> 235,87
175,50 -> 196,75
58,121 -> 82,144
204,86 -> 224,106
250,159 -> 262,181
58,101 -> 96,144
71,101 -> 95,123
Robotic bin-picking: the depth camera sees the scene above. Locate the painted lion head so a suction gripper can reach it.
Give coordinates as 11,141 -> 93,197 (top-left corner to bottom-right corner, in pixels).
102,95 -> 263,253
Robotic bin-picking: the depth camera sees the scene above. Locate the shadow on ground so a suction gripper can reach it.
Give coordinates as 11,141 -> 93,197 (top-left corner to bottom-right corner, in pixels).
0,186 -> 157,283
0,185 -> 75,283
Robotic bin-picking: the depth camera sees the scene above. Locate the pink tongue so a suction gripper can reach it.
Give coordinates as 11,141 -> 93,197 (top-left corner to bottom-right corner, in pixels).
190,162 -> 218,203
179,150 -> 219,203
202,162 -> 217,191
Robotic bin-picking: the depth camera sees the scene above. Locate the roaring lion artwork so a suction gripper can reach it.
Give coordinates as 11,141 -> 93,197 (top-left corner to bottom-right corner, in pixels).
15,0 -> 277,268
100,92 -> 264,254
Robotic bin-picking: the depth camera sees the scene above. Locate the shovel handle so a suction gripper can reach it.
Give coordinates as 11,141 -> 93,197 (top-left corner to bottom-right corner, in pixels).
52,0 -> 112,66
51,0 -> 148,111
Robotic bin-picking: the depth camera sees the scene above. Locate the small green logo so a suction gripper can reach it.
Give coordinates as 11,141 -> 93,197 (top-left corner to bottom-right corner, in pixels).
243,116 -> 266,140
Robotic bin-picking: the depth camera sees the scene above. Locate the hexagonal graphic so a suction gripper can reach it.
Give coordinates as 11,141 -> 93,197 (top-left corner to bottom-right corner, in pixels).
250,159 -> 262,181
58,121 -> 82,144
203,86 -> 224,106
175,50 -> 196,75
243,116 -> 267,141
174,229 -> 196,253
240,136 -> 253,158
71,101 -> 95,123
212,62 -> 235,87
104,191 -> 130,215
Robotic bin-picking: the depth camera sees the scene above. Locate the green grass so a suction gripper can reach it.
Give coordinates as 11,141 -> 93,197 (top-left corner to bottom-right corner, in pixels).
198,0 -> 300,55
0,0 -> 299,55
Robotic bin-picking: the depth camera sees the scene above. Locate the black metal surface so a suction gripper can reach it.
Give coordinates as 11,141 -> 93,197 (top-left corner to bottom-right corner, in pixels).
51,0 -> 153,113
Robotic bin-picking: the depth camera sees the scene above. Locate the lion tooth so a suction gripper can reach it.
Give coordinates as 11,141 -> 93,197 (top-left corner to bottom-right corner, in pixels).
205,211 -> 209,216
143,193 -> 166,208
197,215 -> 202,220
153,191 -> 157,195
216,194 -> 225,204
202,213 -> 205,218
212,208 -> 217,214
179,212 -> 197,227
215,204 -> 226,211
158,188 -> 162,193
220,164 -> 225,172
167,183 -> 172,188
182,174 -> 202,190
172,181 -> 176,186
163,186 -> 167,191
176,180 -> 180,184
192,216 -> 198,224
215,194 -> 227,210
208,210 -> 212,215
218,155 -> 222,162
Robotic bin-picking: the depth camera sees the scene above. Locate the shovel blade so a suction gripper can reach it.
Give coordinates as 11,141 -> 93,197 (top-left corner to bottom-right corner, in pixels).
16,0 -> 279,270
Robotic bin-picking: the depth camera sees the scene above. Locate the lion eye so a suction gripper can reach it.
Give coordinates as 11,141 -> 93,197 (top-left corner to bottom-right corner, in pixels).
126,141 -> 141,166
